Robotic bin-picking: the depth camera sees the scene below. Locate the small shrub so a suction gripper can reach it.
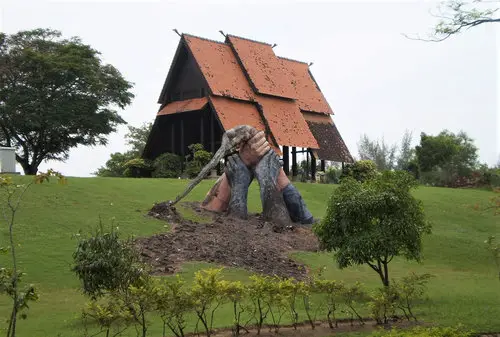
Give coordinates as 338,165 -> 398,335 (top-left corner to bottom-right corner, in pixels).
82,295 -> 131,337
369,286 -> 398,325
123,158 -> 153,178
247,275 -> 272,335
72,224 -> 146,299
341,160 -> 378,182
153,153 -> 183,178
325,166 -> 342,184
156,275 -> 193,337
313,278 -> 345,329
392,273 -> 434,321
185,144 -> 213,178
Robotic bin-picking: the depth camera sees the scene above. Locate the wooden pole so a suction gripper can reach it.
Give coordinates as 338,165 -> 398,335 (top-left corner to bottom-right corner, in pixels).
210,112 -> 215,154
171,122 -> 175,153
282,146 -> 289,175
180,119 -> 185,157
311,150 -> 316,183
306,149 -> 309,179
321,159 -> 326,171
291,147 -> 297,178
200,116 -> 204,148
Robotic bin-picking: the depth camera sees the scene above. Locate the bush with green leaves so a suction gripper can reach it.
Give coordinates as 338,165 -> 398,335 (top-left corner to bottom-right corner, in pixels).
341,159 -> 378,182
314,171 -> 431,287
123,158 -> 153,178
392,273 -> 434,321
185,144 -> 213,178
152,152 -> 183,178
156,275 -> 193,337
325,166 -> 342,184
72,224 -> 147,299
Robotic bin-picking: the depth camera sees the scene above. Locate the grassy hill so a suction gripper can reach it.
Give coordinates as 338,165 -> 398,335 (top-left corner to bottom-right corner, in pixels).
0,176 -> 498,336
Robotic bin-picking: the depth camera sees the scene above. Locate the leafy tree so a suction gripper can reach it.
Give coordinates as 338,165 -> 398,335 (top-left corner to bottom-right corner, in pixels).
409,0 -> 499,42
341,160 -> 378,182
416,130 -> 478,185
0,29 -> 133,174
152,153 -> 183,178
94,151 -> 135,177
358,134 -> 397,171
185,144 -> 213,178
125,122 -> 153,157
314,171 -> 431,287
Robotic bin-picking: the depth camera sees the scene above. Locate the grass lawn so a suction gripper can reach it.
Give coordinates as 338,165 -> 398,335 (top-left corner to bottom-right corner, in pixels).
0,176 -> 498,336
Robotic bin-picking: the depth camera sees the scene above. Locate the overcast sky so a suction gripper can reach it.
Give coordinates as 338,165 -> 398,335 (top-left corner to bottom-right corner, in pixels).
1,0 -> 499,177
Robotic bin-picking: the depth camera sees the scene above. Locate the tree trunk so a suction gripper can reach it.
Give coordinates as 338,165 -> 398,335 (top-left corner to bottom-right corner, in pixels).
18,160 -> 38,175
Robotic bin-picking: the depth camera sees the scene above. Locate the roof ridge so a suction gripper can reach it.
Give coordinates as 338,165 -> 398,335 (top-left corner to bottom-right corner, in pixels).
182,33 -> 225,45
278,56 -> 308,65
226,34 -> 272,46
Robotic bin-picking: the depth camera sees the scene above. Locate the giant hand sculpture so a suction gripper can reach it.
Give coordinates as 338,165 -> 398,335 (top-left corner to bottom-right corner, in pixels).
202,127 -> 314,225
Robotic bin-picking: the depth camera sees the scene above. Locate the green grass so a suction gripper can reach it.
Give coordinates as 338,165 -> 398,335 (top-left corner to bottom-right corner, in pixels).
0,176 -> 498,336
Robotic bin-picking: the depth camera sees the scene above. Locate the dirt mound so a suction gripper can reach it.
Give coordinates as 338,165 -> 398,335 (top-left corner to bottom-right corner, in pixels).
136,202 -> 319,279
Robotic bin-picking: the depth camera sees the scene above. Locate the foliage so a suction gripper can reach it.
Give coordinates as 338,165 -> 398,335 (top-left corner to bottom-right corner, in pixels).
125,122 -> 153,157
314,171 -> 431,287
124,276 -> 157,337
340,282 -> 366,325
313,278 -> 345,328
392,273 -> 434,321
71,223 -> 146,299
190,268 -> 226,337
341,159 -> 378,182
0,29 -> 133,175
94,152 -> 136,177
156,275 -> 193,337
0,170 -> 65,337
123,158 -> 153,178
416,130 -> 478,187
358,134 -> 397,171
247,274 -> 271,335
420,0 -> 499,42
185,144 -> 213,178
357,130 -> 414,171
82,295 -> 131,337
152,153 -> 183,178
219,280 -> 247,337
369,286 -> 398,324
325,166 -> 342,184
369,325 -> 474,337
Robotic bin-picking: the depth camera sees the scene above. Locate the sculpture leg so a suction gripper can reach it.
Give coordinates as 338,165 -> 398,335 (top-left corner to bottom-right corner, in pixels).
282,183 -> 314,224
225,154 -> 253,219
254,150 -> 291,225
201,174 -> 230,213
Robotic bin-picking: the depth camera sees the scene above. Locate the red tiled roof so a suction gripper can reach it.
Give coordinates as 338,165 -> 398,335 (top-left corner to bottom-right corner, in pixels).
303,112 -> 353,162
227,35 -> 297,99
184,35 -> 255,101
209,96 -> 281,154
279,58 -> 333,114
257,96 -> 319,149
157,97 -> 208,116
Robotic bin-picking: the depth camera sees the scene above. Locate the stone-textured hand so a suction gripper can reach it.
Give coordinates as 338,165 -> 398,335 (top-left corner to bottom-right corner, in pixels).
225,154 -> 253,219
239,131 -> 271,168
254,150 -> 291,225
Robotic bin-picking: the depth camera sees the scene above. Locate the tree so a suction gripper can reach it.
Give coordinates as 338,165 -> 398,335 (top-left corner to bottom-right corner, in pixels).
0,28 -> 133,174
125,122 -> 153,157
313,171 -> 431,287
415,130 -> 478,185
94,123 -> 153,177
357,130 -> 414,171
406,0 -> 499,42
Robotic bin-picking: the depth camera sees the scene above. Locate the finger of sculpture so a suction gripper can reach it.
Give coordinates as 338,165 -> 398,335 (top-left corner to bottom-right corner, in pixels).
239,130 -> 271,167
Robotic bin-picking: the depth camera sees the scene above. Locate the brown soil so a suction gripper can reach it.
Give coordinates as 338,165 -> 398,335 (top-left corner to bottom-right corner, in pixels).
136,202 -> 319,279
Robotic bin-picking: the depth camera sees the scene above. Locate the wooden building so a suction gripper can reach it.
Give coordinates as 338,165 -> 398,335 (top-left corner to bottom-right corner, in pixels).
143,33 -> 353,179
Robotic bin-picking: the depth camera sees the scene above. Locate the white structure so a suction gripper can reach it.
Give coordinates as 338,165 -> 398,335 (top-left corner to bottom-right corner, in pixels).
0,147 -> 17,174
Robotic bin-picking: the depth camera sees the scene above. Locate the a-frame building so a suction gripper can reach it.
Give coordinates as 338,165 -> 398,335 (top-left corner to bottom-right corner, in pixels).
143,33 -> 353,179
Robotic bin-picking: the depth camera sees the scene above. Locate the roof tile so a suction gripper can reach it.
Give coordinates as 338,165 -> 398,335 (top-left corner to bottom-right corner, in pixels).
227,35 -> 297,99
157,97 -> 208,116
279,58 -> 333,114
257,96 -> 319,149
303,112 -> 353,162
209,96 -> 280,153
184,35 -> 255,101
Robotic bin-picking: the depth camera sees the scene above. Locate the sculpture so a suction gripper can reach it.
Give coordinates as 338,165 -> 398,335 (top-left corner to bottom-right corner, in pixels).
201,126 -> 314,225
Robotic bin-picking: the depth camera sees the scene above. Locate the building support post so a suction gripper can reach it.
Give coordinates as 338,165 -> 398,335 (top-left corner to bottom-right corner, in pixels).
282,146 -> 289,176
200,116 -> 204,149
171,122 -> 175,153
291,147 -> 297,179
311,150 -> 316,183
321,159 -> 326,172
180,119 -> 185,157
210,112 -> 215,154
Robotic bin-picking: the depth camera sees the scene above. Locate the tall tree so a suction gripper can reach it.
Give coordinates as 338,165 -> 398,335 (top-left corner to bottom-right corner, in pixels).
0,29 -> 134,174
125,122 -> 153,156
357,134 -> 397,171
415,130 -> 478,177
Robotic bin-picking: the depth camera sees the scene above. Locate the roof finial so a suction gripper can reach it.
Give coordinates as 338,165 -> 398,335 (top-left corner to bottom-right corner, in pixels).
173,29 -> 182,37
219,30 -> 226,38
271,43 -> 277,48
309,62 -> 314,67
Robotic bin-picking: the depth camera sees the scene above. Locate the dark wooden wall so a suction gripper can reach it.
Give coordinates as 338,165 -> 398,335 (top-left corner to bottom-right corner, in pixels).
143,106 -> 224,160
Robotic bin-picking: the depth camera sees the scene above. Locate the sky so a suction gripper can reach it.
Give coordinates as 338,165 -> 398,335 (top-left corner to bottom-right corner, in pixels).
1,0 -> 499,177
